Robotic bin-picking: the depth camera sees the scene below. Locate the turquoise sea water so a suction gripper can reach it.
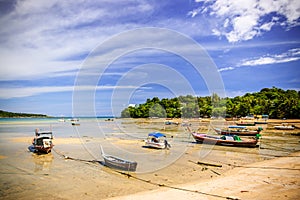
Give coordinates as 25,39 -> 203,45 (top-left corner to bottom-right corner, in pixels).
0,117 -> 117,139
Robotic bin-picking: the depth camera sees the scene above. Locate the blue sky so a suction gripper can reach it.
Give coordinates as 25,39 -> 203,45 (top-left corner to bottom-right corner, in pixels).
0,0 -> 299,117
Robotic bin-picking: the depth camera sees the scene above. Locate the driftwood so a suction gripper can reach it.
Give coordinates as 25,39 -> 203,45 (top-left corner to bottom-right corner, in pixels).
197,161 -> 222,168
189,160 -> 222,168
210,169 -> 221,175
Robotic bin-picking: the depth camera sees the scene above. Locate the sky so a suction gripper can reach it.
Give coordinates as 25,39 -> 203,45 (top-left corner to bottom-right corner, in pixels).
0,0 -> 299,117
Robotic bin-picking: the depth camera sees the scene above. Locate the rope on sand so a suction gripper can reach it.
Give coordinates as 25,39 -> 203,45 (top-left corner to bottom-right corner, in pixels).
115,171 -> 240,200
52,147 -> 239,200
52,148 -> 99,164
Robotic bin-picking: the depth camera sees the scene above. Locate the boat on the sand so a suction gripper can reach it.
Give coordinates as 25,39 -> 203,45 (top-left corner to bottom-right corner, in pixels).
32,129 -> 54,154
191,132 -> 259,148
236,121 -> 256,126
100,146 -> 137,171
214,125 -> 263,136
145,132 -> 170,149
274,124 -> 295,130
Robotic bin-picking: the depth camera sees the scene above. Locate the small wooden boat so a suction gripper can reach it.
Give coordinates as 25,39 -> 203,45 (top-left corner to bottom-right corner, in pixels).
71,118 -> 80,126
214,125 -> 263,136
32,129 -> 54,154
145,132 -> 170,149
274,124 -> 295,130
100,146 -> 137,171
254,121 -> 268,124
191,132 -> 259,148
236,121 -> 255,126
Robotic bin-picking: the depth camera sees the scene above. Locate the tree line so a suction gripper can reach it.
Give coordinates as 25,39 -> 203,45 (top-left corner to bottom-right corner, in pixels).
121,87 -> 300,119
0,110 -> 50,118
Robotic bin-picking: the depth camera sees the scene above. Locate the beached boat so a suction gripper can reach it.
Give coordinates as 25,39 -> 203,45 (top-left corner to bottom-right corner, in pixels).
191,132 -> 259,148
32,129 -> 54,154
100,147 -> 137,171
254,121 -> 268,124
71,118 -> 80,125
214,125 -> 263,136
145,132 -> 170,149
274,124 -> 295,130
236,121 -> 255,126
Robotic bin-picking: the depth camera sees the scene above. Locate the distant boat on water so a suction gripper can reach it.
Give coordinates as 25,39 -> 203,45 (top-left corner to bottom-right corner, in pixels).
71,118 -> 80,126
58,118 -> 65,122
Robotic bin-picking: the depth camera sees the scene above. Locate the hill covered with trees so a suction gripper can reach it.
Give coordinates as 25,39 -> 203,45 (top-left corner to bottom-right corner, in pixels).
0,110 -> 50,118
121,87 -> 300,119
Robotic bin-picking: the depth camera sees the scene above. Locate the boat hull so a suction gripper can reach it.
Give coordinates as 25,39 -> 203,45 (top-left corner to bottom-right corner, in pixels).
145,141 -> 166,149
236,123 -> 255,126
192,133 -> 258,148
214,128 -> 260,136
33,145 -> 53,154
274,126 -> 294,130
103,155 -> 137,171
32,132 -> 54,154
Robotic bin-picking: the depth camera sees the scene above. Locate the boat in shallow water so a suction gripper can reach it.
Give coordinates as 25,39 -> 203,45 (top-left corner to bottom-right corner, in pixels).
32,129 -> 54,154
191,132 -> 259,148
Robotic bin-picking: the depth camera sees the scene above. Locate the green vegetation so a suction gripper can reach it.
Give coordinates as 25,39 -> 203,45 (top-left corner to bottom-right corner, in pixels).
0,110 -> 50,118
121,87 -> 300,119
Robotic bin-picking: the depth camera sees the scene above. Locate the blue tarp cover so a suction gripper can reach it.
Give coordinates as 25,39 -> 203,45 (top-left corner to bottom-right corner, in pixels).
148,132 -> 166,138
228,125 -> 247,129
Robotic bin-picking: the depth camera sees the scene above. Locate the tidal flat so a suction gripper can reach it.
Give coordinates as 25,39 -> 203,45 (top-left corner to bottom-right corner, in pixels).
0,118 -> 299,199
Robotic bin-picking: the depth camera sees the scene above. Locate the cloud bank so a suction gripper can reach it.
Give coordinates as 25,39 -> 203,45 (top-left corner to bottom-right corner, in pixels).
189,0 -> 300,42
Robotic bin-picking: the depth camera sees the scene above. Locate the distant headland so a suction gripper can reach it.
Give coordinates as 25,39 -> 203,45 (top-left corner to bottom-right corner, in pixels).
0,110 -> 51,118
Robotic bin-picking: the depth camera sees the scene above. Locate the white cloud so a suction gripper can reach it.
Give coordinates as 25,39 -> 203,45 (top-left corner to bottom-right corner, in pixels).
0,85 -> 148,99
0,0 -> 156,81
190,0 -> 300,42
219,48 -> 300,72
218,66 -> 234,72
240,48 -> 300,66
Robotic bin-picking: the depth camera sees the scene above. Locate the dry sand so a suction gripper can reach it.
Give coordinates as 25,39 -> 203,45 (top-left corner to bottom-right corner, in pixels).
107,152 -> 300,200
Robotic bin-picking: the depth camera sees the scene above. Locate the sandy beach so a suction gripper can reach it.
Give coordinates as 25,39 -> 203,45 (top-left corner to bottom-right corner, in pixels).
0,118 -> 299,199
107,152 -> 300,200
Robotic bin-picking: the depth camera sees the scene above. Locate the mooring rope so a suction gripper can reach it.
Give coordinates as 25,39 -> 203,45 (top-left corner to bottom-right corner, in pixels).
116,171 -> 239,200
52,147 -> 239,200
52,147 -> 300,200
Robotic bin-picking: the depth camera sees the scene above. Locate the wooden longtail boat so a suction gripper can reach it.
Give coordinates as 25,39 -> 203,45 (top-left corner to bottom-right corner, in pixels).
191,132 -> 259,148
236,122 -> 256,126
100,146 -> 137,171
32,129 -> 54,154
214,125 -> 263,136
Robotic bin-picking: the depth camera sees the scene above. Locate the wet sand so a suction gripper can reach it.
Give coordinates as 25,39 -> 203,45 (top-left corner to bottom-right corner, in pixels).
0,118 -> 300,199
